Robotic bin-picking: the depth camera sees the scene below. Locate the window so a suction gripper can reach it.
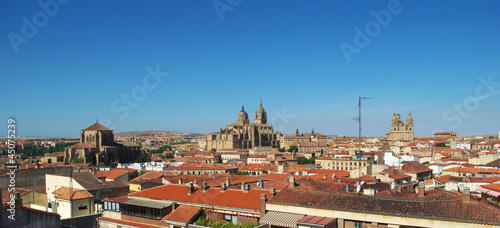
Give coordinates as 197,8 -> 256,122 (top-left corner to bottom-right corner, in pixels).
78,205 -> 88,210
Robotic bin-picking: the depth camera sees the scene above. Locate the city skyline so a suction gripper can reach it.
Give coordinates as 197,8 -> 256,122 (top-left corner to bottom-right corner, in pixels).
1,1 -> 499,137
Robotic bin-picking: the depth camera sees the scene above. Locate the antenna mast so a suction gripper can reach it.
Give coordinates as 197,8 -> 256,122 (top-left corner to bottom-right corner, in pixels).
357,97 -> 372,154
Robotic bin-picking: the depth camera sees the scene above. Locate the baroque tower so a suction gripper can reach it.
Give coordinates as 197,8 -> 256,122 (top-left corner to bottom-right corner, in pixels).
254,101 -> 267,125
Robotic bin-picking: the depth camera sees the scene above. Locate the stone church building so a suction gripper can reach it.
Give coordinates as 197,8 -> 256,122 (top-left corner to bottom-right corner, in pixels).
200,101 -> 281,150
64,122 -> 141,165
387,112 -> 414,141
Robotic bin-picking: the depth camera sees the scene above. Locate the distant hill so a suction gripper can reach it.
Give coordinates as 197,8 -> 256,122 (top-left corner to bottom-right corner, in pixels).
114,131 -> 204,138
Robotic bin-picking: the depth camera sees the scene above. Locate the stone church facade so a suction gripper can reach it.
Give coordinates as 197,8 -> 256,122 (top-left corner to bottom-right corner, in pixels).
387,112 -> 414,141
64,122 -> 141,165
200,101 -> 281,150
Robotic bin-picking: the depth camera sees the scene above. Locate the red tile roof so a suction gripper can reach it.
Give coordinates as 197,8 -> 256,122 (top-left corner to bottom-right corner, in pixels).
84,122 -> 111,131
101,217 -> 165,228
269,188 -> 500,226
130,184 -> 270,211
297,215 -> 336,226
443,167 -> 500,175
52,187 -> 93,200
161,205 -> 201,224
67,143 -> 96,149
401,161 -> 432,174
482,183 -> 500,192
98,170 -> 128,179
307,169 -> 350,178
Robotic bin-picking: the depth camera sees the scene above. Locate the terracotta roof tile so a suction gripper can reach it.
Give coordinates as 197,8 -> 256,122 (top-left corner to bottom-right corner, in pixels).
98,170 -> 128,179
52,187 -> 93,200
84,123 -> 111,131
161,205 -> 201,224
130,184 -> 270,211
269,187 -> 500,226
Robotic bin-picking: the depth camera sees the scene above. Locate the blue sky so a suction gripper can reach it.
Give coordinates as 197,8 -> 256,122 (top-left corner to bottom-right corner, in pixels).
1,0 -> 499,137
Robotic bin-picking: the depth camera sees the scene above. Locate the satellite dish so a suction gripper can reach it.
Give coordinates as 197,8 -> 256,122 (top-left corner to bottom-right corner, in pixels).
356,185 -> 361,193
391,183 -> 395,189
360,181 -> 365,186
256,181 -> 261,187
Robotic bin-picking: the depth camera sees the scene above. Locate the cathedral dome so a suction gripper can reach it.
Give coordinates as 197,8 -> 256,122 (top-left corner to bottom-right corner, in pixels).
310,129 -> 316,138
238,108 -> 248,117
236,106 -> 249,124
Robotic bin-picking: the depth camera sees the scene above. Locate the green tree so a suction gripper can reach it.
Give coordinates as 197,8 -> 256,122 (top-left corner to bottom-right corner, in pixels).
277,148 -> 285,152
287,146 -> 298,152
301,156 -> 317,165
135,152 -> 151,163
435,142 -> 448,147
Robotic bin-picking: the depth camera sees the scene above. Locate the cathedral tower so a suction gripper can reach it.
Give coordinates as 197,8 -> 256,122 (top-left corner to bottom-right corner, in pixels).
254,100 -> 267,125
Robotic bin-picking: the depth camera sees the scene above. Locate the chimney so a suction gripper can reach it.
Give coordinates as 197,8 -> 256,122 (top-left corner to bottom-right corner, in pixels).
288,176 -> 295,188
462,187 -> 471,203
202,182 -> 209,193
241,182 -> 246,190
270,188 -> 276,199
193,179 -> 197,185
178,178 -> 183,185
244,184 -> 250,193
221,183 -> 227,192
418,181 -> 425,198
187,182 -> 194,195
323,173 -> 327,179
259,194 -> 267,218
258,179 -> 264,188
77,167 -> 81,172
226,177 -> 230,186
14,193 -> 22,206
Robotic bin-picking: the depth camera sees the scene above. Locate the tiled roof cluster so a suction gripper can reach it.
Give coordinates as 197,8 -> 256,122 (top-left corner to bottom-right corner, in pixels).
130,184 -> 270,211
269,188 -> 500,226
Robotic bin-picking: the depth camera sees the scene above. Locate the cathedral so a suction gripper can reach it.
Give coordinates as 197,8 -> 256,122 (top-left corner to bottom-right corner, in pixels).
387,112 -> 414,141
200,101 -> 281,150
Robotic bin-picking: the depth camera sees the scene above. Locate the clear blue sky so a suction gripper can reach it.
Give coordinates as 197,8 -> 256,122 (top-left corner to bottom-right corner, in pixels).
1,0 -> 499,137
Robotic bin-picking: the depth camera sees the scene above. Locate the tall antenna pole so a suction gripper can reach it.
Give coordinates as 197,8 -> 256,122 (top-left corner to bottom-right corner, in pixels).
357,97 -> 372,154
356,97 -> 371,181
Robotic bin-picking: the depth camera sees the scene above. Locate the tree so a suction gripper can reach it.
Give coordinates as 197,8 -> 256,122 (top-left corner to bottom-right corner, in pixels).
277,148 -> 285,152
135,152 -> 151,163
238,171 -> 250,175
301,156 -> 317,165
287,146 -> 298,153
435,142 -> 448,147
